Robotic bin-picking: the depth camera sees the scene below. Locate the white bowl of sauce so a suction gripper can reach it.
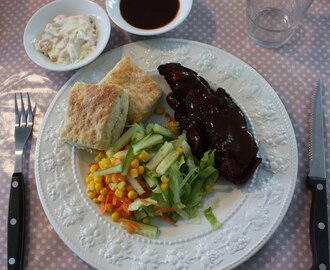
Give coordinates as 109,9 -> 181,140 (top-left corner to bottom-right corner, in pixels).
106,0 -> 192,35
24,0 -> 111,71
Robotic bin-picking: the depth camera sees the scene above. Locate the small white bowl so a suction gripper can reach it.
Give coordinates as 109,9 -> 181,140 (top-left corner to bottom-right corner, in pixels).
106,0 -> 192,36
23,0 -> 111,72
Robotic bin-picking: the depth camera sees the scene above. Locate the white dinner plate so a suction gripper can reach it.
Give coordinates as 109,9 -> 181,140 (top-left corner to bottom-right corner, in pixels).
35,38 -> 298,270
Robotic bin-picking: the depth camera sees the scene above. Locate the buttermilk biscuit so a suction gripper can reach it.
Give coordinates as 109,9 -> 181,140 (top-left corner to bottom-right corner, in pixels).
60,82 -> 129,151
100,56 -> 162,123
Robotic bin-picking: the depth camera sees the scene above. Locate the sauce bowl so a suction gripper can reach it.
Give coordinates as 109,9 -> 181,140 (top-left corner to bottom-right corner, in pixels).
23,0 -> 111,72
106,0 -> 193,36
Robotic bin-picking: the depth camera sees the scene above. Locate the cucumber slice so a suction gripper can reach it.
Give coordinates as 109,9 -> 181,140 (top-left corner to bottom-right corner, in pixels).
143,172 -> 158,188
122,146 -> 134,175
134,210 -> 147,221
146,141 -> 174,171
106,123 -> 141,157
93,164 -> 122,177
127,176 -> 145,195
120,218 -> 158,238
156,150 -> 180,175
132,134 -> 163,155
152,123 -> 177,139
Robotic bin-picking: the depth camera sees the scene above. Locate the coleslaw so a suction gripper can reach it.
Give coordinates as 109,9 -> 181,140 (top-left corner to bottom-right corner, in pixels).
35,14 -> 98,64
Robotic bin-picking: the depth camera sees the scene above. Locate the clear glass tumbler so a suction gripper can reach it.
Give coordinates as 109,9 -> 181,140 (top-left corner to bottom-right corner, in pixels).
246,0 -> 313,48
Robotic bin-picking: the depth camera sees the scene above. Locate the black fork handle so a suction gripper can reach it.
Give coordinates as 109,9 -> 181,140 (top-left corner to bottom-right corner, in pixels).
7,172 -> 25,270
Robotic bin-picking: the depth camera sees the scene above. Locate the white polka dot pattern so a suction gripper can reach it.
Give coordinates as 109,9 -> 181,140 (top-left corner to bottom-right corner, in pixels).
0,0 -> 329,269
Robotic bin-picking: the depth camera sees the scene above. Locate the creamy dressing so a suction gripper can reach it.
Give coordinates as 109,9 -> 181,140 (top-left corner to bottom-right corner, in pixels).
35,15 -> 98,64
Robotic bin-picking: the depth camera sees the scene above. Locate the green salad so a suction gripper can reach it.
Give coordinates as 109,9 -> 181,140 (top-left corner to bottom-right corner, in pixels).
86,121 -> 220,238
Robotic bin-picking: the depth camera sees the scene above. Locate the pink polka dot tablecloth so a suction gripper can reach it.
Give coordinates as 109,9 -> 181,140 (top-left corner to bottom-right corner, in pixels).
0,0 -> 329,269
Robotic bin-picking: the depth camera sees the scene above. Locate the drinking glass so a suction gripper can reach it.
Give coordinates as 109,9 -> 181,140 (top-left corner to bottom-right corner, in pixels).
246,0 -> 313,48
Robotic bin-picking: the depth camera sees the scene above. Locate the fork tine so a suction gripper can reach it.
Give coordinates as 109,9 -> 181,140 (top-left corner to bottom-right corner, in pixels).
14,93 -> 20,126
20,93 -> 27,126
26,93 -> 34,126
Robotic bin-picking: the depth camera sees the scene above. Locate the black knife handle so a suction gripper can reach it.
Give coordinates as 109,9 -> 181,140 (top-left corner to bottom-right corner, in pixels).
7,172 -> 25,270
307,176 -> 330,270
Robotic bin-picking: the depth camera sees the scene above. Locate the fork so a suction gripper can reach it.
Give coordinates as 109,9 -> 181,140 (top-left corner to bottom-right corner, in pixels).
8,93 -> 35,270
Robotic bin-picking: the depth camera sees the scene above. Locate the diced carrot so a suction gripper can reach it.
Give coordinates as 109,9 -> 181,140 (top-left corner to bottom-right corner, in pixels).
153,206 -> 176,214
165,112 -> 175,122
120,209 -> 133,218
99,193 -> 111,215
120,219 -> 141,234
161,214 -> 176,226
99,201 -> 107,214
122,198 -> 132,210
111,173 -> 121,183
112,196 -> 117,206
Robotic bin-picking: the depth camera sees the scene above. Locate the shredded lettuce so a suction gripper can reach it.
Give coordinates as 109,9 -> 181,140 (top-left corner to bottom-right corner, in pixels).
204,207 -> 221,229
128,198 -> 157,211
102,121 -> 219,233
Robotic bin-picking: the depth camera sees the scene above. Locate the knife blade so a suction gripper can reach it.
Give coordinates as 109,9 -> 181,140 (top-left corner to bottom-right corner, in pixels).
307,80 -> 329,270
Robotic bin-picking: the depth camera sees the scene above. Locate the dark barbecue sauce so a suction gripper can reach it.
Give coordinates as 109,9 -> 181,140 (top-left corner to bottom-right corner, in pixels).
120,0 -> 180,30
158,63 -> 262,185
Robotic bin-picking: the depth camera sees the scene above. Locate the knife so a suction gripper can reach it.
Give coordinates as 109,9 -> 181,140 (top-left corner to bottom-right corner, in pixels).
307,80 -> 329,270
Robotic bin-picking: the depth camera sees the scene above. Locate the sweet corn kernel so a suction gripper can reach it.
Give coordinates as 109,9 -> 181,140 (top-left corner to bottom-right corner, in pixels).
90,164 -> 99,173
142,217 -> 150,224
116,152 -> 125,161
109,183 -> 117,191
111,211 -> 120,222
115,189 -> 124,198
95,151 -> 106,162
138,150 -> 149,162
105,175 -> 112,184
168,121 -> 178,133
138,166 -> 144,175
126,184 -> 134,191
204,184 -> 213,193
94,176 -> 103,184
154,106 -> 165,115
98,194 -> 105,202
130,159 -> 139,168
161,182 -> 168,192
111,174 -> 121,183
130,168 -> 138,178
161,175 -> 169,183
176,146 -> 184,154
87,191 -> 95,200
127,190 -> 138,200
95,183 -> 102,192
93,198 -> 99,203
110,157 -> 116,164
117,181 -> 126,190
100,188 -> 108,196
106,204 -> 113,213
88,181 -> 95,191
99,158 -> 112,169
85,175 -> 93,183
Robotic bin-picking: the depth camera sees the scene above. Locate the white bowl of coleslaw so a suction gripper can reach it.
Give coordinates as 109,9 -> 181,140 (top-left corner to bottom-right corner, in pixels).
24,0 -> 111,71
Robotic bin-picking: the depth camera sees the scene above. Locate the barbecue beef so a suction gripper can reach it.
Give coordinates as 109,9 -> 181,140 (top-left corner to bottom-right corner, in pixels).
158,63 -> 261,184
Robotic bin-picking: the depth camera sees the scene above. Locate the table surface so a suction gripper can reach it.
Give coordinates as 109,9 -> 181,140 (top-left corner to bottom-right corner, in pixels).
0,0 -> 329,269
